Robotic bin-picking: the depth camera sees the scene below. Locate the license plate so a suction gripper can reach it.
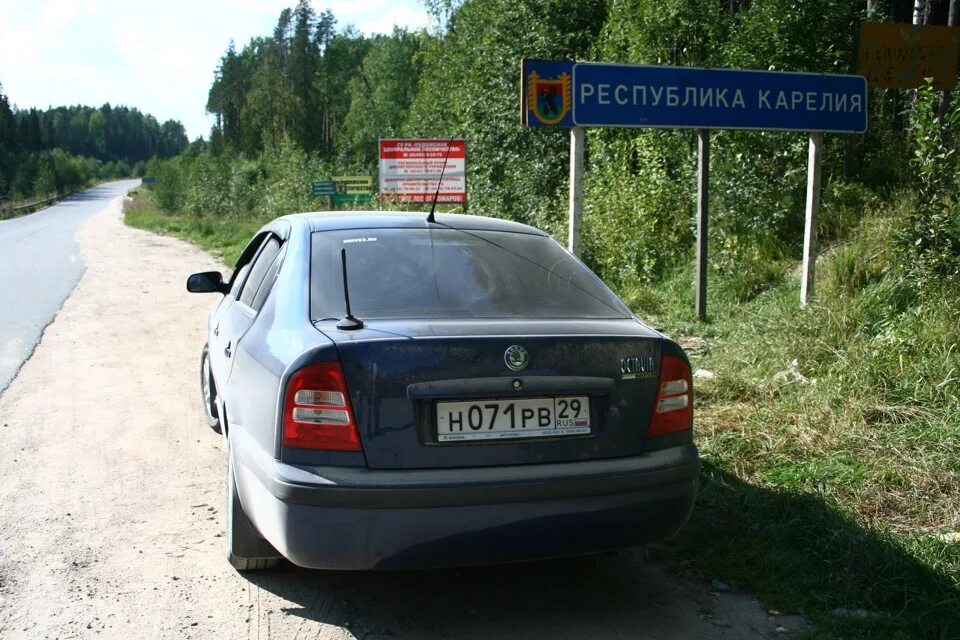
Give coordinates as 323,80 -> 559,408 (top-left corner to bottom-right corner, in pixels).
436,396 -> 591,442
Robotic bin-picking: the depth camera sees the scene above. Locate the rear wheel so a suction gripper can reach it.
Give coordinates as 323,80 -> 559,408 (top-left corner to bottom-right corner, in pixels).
226,448 -> 281,571
200,344 -> 221,432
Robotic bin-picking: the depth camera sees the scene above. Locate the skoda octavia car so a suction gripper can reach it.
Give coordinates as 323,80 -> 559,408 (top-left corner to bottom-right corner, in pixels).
187,212 -> 698,571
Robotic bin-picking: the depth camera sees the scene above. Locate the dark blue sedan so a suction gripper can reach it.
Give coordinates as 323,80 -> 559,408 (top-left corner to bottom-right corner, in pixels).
187,212 -> 698,571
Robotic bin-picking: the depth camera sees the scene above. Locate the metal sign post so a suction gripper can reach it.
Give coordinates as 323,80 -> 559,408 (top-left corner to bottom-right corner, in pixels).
801,132 -> 823,306
696,129 -> 710,321
568,127 -> 584,256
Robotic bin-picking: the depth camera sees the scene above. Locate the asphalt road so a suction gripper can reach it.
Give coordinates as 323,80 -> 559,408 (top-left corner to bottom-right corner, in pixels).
0,180 -> 140,394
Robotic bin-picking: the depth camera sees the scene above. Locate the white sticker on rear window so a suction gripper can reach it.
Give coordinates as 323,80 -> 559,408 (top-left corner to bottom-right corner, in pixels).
342,237 -> 377,244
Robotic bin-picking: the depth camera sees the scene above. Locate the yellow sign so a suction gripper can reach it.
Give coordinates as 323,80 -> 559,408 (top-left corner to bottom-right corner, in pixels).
331,175 -> 373,195
857,22 -> 960,90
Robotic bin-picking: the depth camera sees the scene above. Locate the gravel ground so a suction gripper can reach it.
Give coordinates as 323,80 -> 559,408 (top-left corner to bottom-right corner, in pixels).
0,197 -> 805,639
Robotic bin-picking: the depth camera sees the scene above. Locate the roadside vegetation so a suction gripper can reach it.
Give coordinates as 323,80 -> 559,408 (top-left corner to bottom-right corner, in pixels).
126,0 -> 960,636
125,186 -> 262,266
0,85 -> 189,208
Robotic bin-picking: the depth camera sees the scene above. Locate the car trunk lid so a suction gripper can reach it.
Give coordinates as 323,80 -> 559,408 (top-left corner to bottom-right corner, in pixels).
315,318 -> 664,470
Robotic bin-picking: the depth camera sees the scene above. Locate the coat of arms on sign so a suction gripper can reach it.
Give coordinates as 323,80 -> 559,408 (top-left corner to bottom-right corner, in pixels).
527,70 -> 571,125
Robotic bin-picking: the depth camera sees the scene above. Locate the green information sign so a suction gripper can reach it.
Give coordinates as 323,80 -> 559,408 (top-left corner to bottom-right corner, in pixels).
311,180 -> 337,196
332,193 -> 373,205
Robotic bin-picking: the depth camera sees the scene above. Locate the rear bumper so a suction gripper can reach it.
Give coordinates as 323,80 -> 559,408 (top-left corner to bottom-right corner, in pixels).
235,443 -> 699,570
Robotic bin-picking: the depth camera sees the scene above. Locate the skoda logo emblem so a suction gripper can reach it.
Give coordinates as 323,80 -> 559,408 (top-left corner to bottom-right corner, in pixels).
504,345 -> 529,372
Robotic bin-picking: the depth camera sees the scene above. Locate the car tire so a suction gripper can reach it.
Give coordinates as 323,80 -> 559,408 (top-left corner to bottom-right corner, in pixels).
226,448 -> 281,572
200,344 -> 221,433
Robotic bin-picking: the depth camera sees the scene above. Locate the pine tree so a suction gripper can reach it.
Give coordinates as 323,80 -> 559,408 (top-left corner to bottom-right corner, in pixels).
290,0 -> 320,151
0,82 -> 17,152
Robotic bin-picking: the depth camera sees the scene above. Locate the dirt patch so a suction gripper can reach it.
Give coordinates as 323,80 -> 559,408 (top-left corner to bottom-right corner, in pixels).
678,336 -> 709,356
0,198 -> 805,638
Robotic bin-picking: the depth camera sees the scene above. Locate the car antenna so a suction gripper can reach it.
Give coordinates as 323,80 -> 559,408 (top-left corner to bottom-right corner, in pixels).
336,248 -> 364,331
427,136 -> 456,224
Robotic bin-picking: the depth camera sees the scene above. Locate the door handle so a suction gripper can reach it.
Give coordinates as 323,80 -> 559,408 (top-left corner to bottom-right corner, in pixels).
224,341 -> 232,358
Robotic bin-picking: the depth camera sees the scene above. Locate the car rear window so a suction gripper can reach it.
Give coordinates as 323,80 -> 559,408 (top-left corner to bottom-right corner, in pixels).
310,227 -> 631,320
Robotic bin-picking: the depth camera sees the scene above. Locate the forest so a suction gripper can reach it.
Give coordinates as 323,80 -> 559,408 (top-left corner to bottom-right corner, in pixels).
127,0 -> 960,636
0,86 -> 188,204
144,0 -> 959,292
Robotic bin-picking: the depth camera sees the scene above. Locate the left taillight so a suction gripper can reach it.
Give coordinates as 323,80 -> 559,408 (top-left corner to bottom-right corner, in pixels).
647,354 -> 693,438
282,361 -> 362,451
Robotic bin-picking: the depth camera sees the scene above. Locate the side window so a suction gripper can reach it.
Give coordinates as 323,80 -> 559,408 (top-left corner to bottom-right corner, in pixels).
239,237 -> 281,309
229,264 -> 252,299
250,246 -> 285,312
229,233 -> 269,298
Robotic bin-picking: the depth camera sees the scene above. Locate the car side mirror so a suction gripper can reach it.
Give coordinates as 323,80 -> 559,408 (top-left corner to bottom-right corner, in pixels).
187,271 -> 228,294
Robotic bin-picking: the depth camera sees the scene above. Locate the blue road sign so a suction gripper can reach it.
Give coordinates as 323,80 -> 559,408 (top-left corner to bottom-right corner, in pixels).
522,60 -> 867,133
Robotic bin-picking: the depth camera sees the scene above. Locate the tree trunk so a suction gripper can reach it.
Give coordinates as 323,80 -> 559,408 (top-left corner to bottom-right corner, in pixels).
937,0 -> 959,124
913,0 -> 927,24
910,0 -> 930,131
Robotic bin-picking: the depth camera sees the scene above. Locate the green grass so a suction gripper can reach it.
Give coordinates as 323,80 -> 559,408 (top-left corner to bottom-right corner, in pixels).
123,187 -> 264,266
633,201 -> 960,638
125,187 -> 960,638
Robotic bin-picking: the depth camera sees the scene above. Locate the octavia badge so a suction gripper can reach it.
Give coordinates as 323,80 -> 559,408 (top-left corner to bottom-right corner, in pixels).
620,355 -> 655,379
504,345 -> 529,372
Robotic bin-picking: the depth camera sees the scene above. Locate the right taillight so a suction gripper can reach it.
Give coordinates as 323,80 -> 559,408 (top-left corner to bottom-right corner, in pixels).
647,354 -> 692,437
282,362 -> 363,451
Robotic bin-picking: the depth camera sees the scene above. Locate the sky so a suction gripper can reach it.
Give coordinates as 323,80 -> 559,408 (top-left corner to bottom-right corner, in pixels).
0,0 -> 430,139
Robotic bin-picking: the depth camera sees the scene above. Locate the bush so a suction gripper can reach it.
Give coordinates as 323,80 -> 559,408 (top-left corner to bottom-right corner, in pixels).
896,86 -> 960,285
144,140 -> 335,220
582,128 -> 694,288
257,140 -> 321,218
32,164 -> 55,196
819,181 -> 879,245
146,156 -> 185,212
